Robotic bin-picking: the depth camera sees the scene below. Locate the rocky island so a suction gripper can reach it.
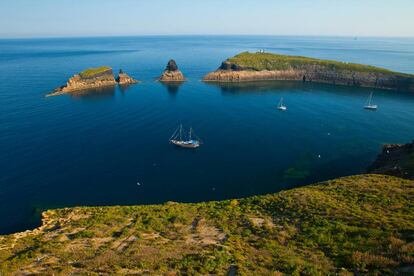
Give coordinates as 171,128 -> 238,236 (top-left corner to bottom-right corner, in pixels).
159,59 -> 186,82
204,52 -> 414,91
1,174 -> 413,274
48,67 -> 138,96
116,69 -> 139,85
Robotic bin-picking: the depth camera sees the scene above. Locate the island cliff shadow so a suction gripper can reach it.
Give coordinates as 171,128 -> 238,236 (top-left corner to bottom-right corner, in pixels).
205,80 -> 389,96
160,81 -> 185,97
205,81 -> 311,95
69,85 -> 116,100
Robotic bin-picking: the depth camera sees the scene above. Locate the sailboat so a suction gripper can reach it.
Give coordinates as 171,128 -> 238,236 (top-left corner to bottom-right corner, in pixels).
169,125 -> 201,149
364,92 -> 378,110
277,97 -> 287,111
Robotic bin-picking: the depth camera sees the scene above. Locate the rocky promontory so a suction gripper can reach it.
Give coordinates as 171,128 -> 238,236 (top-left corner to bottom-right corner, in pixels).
48,67 -> 138,96
116,69 -> 139,85
369,140 -> 414,179
159,60 -> 186,82
203,52 -> 414,91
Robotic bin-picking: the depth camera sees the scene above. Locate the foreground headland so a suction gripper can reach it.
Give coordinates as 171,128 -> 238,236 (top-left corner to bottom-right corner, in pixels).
1,173 -> 413,274
203,52 -> 414,91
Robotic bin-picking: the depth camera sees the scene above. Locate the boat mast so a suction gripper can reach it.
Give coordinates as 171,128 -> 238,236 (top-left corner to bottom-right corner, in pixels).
189,127 -> 192,140
179,124 -> 183,141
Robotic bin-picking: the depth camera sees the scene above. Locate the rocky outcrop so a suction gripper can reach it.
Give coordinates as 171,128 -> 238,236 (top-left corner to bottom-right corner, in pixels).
48,67 -> 139,96
116,69 -> 139,85
48,66 -> 117,96
159,60 -> 186,82
369,141 -> 414,179
203,53 -> 414,92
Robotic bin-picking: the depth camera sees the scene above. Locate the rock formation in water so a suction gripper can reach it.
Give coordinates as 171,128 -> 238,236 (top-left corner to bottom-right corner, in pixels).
368,140 -> 414,179
48,67 -> 139,96
48,66 -> 117,96
203,52 -> 414,92
159,60 -> 186,82
116,69 -> 139,85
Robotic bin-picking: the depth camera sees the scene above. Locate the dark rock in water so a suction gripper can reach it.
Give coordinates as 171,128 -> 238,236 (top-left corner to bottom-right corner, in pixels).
368,140 -> 414,179
166,59 -> 179,72
116,69 -> 139,85
159,60 -> 186,82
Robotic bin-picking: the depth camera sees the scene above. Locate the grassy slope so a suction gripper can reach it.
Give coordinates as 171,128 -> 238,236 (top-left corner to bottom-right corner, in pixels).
227,52 -> 412,77
0,174 -> 413,275
79,66 -> 112,78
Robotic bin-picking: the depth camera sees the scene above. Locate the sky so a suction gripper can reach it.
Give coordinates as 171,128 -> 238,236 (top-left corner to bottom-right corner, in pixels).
0,0 -> 413,38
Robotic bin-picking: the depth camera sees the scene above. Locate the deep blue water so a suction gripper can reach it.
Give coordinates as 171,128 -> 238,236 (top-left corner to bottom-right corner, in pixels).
1,36 -> 414,234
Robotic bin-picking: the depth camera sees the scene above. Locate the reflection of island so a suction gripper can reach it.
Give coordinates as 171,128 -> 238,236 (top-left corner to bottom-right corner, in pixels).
161,81 -> 184,96
206,80 -> 305,94
69,86 -> 116,100
204,52 -> 414,92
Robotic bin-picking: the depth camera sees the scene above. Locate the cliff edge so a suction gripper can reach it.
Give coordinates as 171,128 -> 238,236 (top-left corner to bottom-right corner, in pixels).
369,140 -> 414,179
203,52 -> 414,91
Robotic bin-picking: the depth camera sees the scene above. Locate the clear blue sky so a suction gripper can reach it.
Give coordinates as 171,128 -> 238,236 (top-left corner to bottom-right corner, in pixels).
0,0 -> 413,38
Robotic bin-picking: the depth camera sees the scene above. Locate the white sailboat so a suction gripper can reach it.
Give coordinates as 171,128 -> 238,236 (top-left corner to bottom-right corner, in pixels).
277,97 -> 287,111
169,125 -> 201,149
364,92 -> 378,110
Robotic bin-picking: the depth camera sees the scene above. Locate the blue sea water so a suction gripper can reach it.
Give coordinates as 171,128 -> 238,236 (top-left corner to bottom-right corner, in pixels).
1,35 -> 414,234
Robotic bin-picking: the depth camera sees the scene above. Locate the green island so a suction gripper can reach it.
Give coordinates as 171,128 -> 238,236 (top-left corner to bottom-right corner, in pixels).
1,174 -> 413,275
203,52 -> 414,91
227,52 -> 409,76
79,66 -> 113,78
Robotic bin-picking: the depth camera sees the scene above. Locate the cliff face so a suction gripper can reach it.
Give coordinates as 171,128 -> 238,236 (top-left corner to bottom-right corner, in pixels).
159,60 -> 186,82
369,141 -> 414,179
203,52 -> 414,92
48,68 -> 139,96
49,67 -> 117,96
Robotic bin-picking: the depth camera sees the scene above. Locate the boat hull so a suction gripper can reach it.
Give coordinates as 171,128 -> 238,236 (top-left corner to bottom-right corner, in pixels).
170,140 -> 200,149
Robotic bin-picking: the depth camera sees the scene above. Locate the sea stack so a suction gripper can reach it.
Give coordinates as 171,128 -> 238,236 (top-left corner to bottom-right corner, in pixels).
116,69 -> 139,85
48,66 -> 117,96
203,52 -> 414,92
159,60 -> 186,82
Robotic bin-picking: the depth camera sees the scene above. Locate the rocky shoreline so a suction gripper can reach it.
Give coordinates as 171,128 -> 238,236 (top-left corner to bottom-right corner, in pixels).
203,52 -> 414,92
368,140 -> 414,179
47,67 -> 138,97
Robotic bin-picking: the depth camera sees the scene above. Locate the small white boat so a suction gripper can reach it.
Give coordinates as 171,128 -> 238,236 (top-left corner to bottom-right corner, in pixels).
277,97 -> 287,111
364,92 -> 378,110
169,125 -> 201,149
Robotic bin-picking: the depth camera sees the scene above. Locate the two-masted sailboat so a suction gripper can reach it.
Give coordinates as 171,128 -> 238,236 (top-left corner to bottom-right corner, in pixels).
169,125 -> 202,149
364,92 -> 378,110
277,97 -> 287,111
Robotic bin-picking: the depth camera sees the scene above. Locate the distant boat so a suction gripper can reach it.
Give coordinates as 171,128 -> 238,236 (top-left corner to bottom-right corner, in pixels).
364,92 -> 378,110
169,124 -> 201,149
277,97 -> 287,111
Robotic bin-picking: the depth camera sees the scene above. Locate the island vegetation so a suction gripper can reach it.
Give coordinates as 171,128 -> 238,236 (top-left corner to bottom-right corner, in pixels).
79,66 -> 113,78
204,52 -> 414,91
1,174 -> 413,274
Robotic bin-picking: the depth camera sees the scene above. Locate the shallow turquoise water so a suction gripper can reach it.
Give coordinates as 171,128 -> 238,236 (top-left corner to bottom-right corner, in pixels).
1,36 -> 414,233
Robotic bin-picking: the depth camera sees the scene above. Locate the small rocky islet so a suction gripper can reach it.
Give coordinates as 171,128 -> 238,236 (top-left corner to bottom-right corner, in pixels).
159,59 -> 186,82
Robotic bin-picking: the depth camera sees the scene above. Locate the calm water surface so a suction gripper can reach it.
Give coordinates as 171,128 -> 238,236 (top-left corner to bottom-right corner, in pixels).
1,36 -> 414,234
